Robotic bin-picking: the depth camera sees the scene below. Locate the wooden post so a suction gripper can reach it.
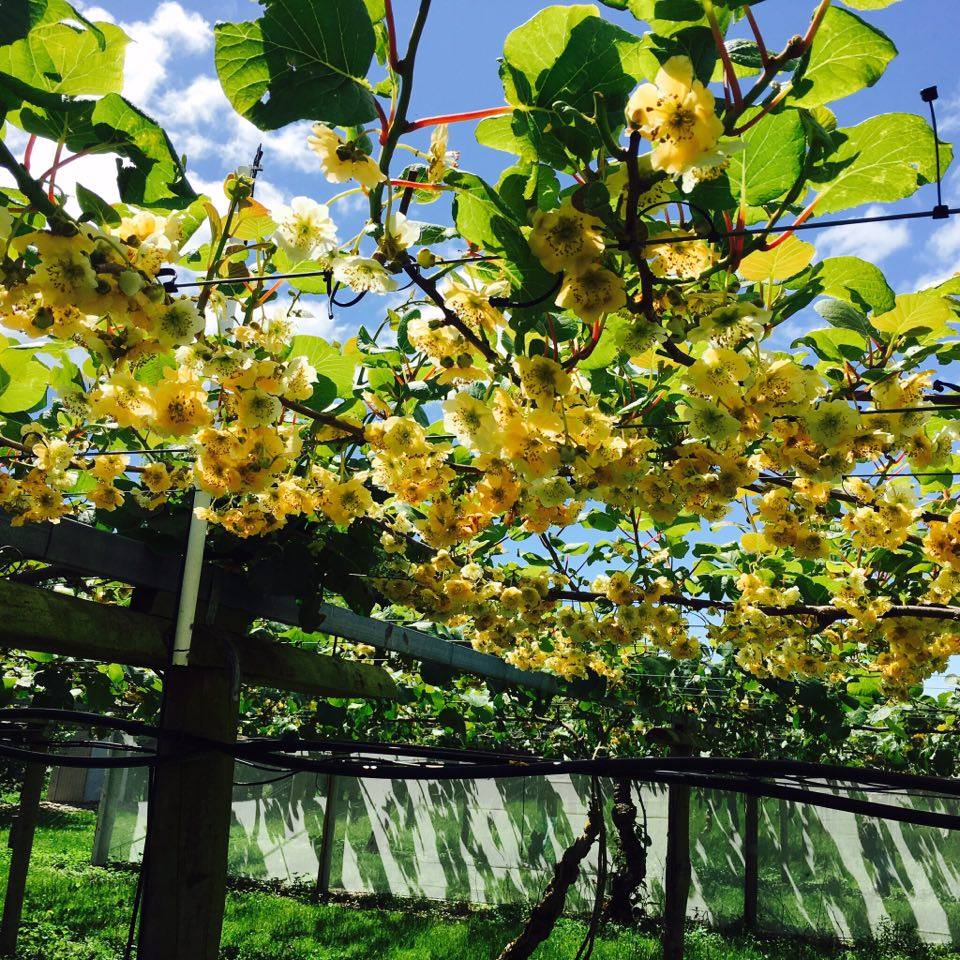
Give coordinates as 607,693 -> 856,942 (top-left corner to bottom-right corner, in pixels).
779,799 -> 789,881
313,773 -> 339,902
662,727 -> 693,960
743,794 -> 759,930
136,663 -> 237,960
0,729 -> 47,956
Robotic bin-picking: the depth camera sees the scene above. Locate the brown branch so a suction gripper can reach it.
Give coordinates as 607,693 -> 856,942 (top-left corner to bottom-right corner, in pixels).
550,589 -> 960,626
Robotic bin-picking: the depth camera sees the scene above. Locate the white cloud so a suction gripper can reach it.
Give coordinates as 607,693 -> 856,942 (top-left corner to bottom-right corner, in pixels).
81,2 -> 213,109
290,297 -> 343,341
815,204 -> 911,263
913,214 -> 960,290
154,72 -> 318,175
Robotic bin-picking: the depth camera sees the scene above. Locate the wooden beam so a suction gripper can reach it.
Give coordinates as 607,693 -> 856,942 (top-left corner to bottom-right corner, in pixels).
0,580 -> 396,700
0,577 -> 168,669
0,519 -> 570,695
0,725 -> 46,956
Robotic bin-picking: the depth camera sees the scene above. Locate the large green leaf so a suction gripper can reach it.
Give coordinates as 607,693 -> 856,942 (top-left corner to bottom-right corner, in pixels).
287,336 -> 357,398
0,0 -> 105,47
10,92 -> 195,208
214,0 -> 377,131
448,170 -> 554,303
791,7 -> 896,109
728,108 -> 806,207
0,20 -> 126,97
812,113 -> 950,215
0,348 -> 49,413
478,4 -> 651,171
841,0 -> 900,8
812,256 -> 895,314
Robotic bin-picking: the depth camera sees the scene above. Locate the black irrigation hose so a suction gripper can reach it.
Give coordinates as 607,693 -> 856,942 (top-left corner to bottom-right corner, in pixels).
4,709 -> 960,828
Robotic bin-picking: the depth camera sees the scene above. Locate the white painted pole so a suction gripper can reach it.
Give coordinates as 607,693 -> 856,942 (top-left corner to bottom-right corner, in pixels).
170,301 -> 232,666
170,488 -> 211,666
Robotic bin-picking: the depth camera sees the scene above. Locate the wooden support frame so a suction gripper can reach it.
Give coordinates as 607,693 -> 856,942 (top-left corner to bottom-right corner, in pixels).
0,578 -> 397,700
0,518 -> 568,695
743,794 -> 759,929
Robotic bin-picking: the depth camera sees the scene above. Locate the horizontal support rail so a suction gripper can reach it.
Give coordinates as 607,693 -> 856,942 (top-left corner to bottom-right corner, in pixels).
0,518 -> 573,696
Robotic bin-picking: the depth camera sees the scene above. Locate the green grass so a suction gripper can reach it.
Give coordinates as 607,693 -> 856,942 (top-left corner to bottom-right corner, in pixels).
0,803 -> 957,960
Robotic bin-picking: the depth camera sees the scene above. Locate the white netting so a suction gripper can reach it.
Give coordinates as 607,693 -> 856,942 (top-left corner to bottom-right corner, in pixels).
92,762 -> 960,943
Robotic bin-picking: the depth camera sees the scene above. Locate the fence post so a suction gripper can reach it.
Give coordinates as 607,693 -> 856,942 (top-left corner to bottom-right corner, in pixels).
0,727 -> 47,956
662,725 -> 693,960
136,661 -> 237,960
314,772 -> 339,902
743,794 -> 758,930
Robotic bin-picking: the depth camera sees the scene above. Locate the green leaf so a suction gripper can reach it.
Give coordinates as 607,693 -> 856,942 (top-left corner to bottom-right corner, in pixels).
10,92 -> 196,208
478,4 -> 651,171
0,20 -> 127,97
0,0 -> 105,47
728,108 -> 805,207
740,236 -> 815,284
841,0 -> 900,8
872,292 -> 955,341
0,348 -> 49,412
447,170 -> 554,304
288,336 -> 357,398
791,7 -> 896,109
75,183 -> 120,226
810,256 -> 895,314
794,326 -> 867,363
813,113 -> 951,214
214,0 -> 377,131
815,298 -> 875,340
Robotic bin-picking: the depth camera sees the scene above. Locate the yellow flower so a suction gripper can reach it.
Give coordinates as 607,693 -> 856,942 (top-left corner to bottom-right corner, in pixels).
89,371 -> 154,428
441,276 -> 505,334
152,297 -> 204,348
332,255 -> 397,293
88,454 -> 128,481
625,55 -> 724,175
685,347 -> 750,405
237,388 -> 282,428
26,231 -> 99,308
307,124 -> 385,189
318,474 -> 373,526
32,438 -> 74,473
151,368 -> 211,436
529,202 -> 604,274
89,482 -> 124,511
555,265 -> 626,324
442,392 -> 498,453
647,232 -> 715,279
514,355 -> 572,409
141,463 -> 172,494
803,400 -> 858,449
678,395 -> 740,444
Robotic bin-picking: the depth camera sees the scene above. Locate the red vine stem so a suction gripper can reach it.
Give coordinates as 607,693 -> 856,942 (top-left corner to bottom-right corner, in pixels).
705,1 -> 742,109
46,141 -> 64,202
404,105 -> 512,132
384,0 -> 401,73
765,199 -> 819,250
803,0 -> 832,50
38,149 -> 91,183
732,87 -> 791,136
22,135 -> 36,172
389,178 -> 445,191
373,98 -> 390,145
744,6 -> 769,68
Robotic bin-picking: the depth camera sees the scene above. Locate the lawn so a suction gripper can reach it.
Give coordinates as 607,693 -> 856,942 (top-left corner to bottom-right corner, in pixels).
0,802 -> 954,960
